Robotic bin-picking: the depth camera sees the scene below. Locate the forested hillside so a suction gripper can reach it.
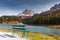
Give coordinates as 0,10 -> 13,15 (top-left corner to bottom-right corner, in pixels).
24,4 -> 60,25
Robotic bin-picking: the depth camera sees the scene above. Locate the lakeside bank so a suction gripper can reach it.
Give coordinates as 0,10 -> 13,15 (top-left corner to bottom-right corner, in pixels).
0,28 -> 59,40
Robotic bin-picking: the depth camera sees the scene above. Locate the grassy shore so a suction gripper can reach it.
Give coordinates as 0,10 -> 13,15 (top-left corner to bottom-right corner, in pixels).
0,28 -> 60,40
25,24 -> 60,28
47,25 -> 60,28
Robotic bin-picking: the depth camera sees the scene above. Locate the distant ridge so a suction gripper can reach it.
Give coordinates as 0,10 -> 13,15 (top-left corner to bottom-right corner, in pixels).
39,3 -> 60,15
50,4 -> 60,11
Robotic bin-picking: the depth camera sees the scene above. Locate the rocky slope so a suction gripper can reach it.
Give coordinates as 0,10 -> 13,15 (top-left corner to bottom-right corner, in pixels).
18,9 -> 34,19
50,4 -> 60,11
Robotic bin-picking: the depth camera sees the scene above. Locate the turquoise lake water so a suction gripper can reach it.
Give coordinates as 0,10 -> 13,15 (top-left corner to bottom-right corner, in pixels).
0,24 -> 60,35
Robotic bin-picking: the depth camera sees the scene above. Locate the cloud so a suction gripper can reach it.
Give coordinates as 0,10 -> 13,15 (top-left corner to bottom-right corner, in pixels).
0,0 -> 60,16
0,9 -> 21,16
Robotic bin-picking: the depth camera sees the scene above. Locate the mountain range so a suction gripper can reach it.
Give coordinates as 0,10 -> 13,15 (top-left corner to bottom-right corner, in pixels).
50,4 -> 60,11
24,3 -> 60,25
39,3 -> 60,15
18,3 -> 60,18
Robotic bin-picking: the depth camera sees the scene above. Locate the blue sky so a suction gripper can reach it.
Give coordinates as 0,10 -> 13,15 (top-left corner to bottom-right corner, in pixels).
0,0 -> 60,16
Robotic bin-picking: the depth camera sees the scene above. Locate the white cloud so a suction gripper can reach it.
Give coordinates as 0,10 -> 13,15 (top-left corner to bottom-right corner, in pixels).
0,9 -> 21,16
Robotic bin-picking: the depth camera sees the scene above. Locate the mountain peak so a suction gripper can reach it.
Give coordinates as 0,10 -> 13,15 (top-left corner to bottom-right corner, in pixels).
23,9 -> 34,14
50,4 -> 60,11
18,9 -> 34,18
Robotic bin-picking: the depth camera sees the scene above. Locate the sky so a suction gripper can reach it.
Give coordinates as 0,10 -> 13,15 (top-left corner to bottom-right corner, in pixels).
0,0 -> 60,16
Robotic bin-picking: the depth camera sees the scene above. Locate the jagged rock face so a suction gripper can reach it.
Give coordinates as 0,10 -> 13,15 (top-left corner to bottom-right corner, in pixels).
18,9 -> 34,16
50,4 -> 60,11
18,9 -> 34,19
39,4 -> 60,15
23,9 -> 34,14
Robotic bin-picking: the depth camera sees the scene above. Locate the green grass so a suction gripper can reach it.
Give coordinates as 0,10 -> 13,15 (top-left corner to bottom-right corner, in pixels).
27,32 -> 57,40
0,28 -> 59,40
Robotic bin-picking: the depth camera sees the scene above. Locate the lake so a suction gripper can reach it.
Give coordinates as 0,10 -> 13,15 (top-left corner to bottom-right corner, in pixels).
0,24 -> 60,35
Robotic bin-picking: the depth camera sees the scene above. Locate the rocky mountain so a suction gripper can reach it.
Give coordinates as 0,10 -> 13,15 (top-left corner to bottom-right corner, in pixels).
50,4 -> 60,11
18,9 -> 34,19
18,4 -> 60,19
39,4 -> 60,15
24,4 -> 60,25
18,9 -> 34,16
23,9 -> 34,14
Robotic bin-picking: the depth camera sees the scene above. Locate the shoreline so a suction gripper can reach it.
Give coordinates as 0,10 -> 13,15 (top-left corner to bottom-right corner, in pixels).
25,24 -> 60,28
0,24 -> 60,28
46,25 -> 60,28
0,28 -> 59,40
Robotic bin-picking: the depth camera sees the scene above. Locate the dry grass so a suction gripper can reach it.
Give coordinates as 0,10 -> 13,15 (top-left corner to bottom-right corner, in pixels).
47,25 -> 60,28
0,28 -> 60,40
